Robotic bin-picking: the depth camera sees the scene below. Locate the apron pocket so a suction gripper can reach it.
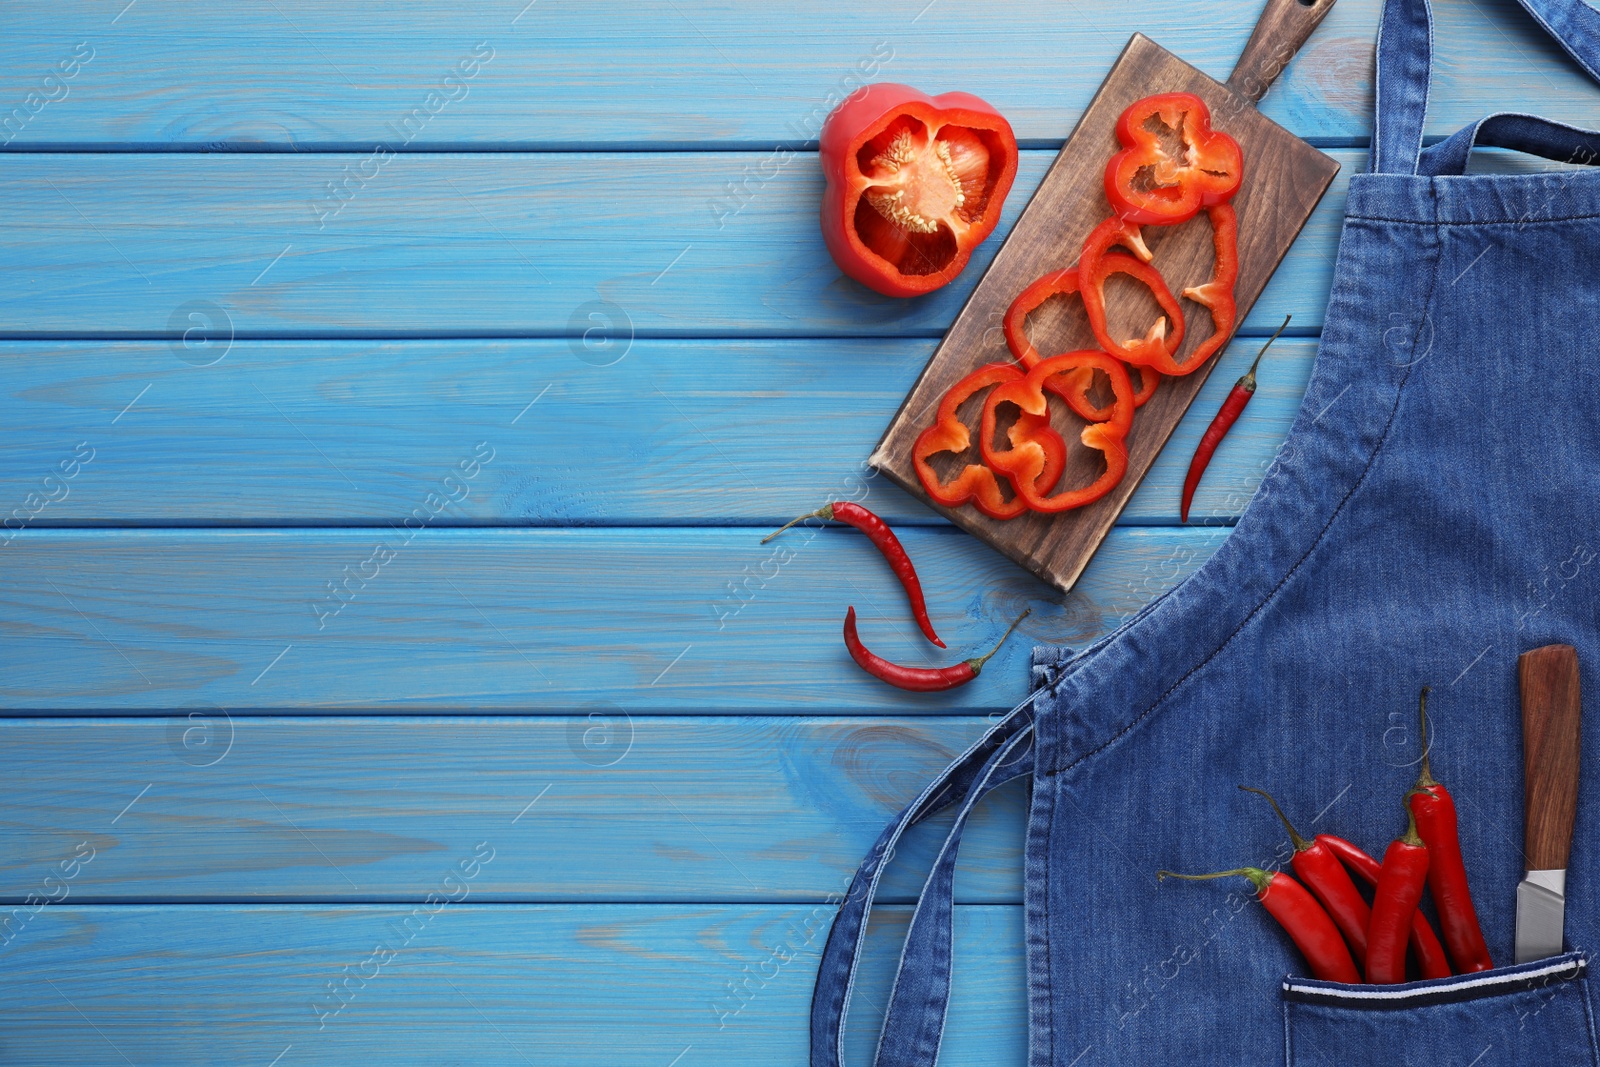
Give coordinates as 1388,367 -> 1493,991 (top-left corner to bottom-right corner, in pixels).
1282,953 -> 1598,1066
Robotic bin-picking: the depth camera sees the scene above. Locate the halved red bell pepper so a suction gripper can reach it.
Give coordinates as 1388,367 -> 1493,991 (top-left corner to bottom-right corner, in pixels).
1105,92 -> 1242,226
979,351 -> 1135,514
913,362 -> 1063,520
821,83 -> 1019,297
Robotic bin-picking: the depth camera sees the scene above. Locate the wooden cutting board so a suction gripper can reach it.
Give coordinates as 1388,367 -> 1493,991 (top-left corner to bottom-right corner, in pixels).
869,0 -> 1341,593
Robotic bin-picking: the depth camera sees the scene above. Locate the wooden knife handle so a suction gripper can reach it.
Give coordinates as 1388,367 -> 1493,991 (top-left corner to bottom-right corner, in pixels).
1227,0 -> 1338,103
1520,644 -> 1583,871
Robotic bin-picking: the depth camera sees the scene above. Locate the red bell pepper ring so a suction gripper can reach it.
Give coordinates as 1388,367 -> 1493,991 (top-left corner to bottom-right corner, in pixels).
913,363 -> 1064,520
820,83 -> 1019,297
1003,264 -> 1160,418
979,351 -> 1135,514
1178,203 -> 1241,370
1078,251 -> 1189,375
1104,92 -> 1243,226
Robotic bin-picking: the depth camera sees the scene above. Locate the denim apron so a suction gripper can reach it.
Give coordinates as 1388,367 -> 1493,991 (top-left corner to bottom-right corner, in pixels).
813,0 -> 1600,1062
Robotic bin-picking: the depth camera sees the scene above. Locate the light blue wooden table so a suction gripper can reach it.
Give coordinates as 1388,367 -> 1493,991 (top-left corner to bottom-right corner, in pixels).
0,2 -> 1589,1063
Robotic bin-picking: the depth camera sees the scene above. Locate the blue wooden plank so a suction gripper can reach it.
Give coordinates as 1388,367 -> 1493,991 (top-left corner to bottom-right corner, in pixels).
0,526 -> 1225,712
0,903 -> 1026,1066
0,336 -> 1310,525
0,149 -> 1355,337
2,149 -> 1570,340
0,715 -> 1024,904
2,0 -> 1593,149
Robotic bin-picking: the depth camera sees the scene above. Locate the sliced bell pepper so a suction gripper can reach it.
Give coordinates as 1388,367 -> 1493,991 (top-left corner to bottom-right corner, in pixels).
913,362 -> 1064,520
820,83 -> 1019,297
1104,92 -> 1242,226
1179,203 -> 1240,369
1078,250 -> 1189,374
1003,264 -> 1161,417
979,351 -> 1135,514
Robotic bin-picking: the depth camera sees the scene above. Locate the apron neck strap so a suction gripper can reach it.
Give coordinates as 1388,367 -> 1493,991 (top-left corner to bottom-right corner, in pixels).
1371,0 -> 1600,176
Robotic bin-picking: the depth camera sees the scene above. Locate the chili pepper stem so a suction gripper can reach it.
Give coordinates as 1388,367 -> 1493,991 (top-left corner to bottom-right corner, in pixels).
761,504 -> 836,543
1239,785 -> 1311,851
1158,867 -> 1271,894
1238,314 -> 1291,391
1399,792 -> 1425,846
966,608 -> 1032,674
1413,685 -> 1440,790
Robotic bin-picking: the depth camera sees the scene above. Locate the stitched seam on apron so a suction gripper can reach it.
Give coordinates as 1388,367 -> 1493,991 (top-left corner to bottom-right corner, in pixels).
1058,204 -> 1445,777
1349,212 -> 1600,225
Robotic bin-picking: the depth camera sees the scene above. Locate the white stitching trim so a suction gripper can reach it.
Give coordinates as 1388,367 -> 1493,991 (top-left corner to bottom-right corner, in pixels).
1282,957 -> 1584,1002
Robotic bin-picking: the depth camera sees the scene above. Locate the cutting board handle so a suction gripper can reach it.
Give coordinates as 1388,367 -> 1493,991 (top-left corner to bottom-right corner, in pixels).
1227,0 -> 1338,103
1520,644 -> 1583,871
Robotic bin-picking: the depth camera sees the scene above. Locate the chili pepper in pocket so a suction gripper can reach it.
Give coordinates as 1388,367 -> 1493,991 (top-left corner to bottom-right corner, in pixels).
1367,799 -> 1430,984
843,606 -> 1029,692
1240,786 -> 1370,969
1179,315 -> 1290,523
1157,866 -> 1360,983
1321,833 -> 1452,979
764,502 -> 944,648
913,363 -> 1065,520
1104,92 -> 1243,226
819,83 -> 1019,297
1408,686 -> 1494,973
980,351 -> 1137,514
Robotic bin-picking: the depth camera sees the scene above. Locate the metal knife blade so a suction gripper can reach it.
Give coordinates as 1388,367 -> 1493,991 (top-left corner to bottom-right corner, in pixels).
1516,870 -> 1566,963
1515,645 -> 1582,964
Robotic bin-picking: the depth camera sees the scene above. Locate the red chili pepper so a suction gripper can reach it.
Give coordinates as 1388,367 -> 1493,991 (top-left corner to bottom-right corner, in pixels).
1240,786 -> 1371,970
1104,92 -> 1243,226
1078,251 -> 1188,373
843,605 -> 1029,692
763,502 -> 944,648
1367,799 -> 1431,985
819,83 -> 1019,297
1179,203 -> 1241,370
1179,315 -> 1290,523
1001,265 -> 1160,420
1408,686 -> 1495,973
1321,833 -> 1453,980
912,363 -> 1065,520
980,351 -> 1135,513
1158,866 -> 1361,983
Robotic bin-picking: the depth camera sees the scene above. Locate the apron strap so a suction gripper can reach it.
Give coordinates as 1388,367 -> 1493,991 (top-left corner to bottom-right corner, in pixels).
809,702 -> 1033,1067
1418,112 -> 1600,176
1371,0 -> 1600,176
872,727 -> 1034,1067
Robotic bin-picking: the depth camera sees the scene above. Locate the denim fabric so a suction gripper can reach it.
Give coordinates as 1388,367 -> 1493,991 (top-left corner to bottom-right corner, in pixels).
813,0 -> 1600,1063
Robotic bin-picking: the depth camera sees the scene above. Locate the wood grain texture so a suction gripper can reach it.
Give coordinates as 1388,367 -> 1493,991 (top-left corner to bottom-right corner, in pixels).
0,526 -> 1224,712
1519,644 -> 1582,871
0,904 -> 1026,1066
0,716 -> 1024,904
3,0 -> 1596,148
0,150 -> 1357,338
871,35 -> 1339,592
1229,0 -> 1338,102
0,336 -> 1312,525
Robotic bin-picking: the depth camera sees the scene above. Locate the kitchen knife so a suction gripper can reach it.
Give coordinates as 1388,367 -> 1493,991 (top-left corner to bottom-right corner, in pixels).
1515,644 -> 1583,964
